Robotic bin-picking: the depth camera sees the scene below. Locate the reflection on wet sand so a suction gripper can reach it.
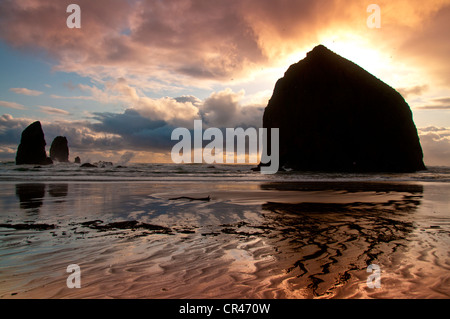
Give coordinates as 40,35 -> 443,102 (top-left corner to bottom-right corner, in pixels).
260,181 -> 424,194
15,183 -> 46,210
256,182 -> 423,297
48,184 -> 68,198
15,183 -> 69,211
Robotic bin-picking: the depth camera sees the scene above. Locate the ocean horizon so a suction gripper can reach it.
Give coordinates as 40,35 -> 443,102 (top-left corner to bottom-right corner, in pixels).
1,161 -> 450,183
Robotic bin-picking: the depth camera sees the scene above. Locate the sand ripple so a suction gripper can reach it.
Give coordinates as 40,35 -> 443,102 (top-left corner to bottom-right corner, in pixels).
0,181 -> 449,299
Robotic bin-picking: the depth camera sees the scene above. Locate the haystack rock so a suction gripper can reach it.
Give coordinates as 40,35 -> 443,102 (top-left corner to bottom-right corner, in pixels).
50,136 -> 69,162
15,121 -> 53,165
263,45 -> 426,172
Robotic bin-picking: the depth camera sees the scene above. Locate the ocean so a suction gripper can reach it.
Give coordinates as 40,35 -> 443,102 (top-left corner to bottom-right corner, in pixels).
1,161 -> 450,183
0,162 -> 449,299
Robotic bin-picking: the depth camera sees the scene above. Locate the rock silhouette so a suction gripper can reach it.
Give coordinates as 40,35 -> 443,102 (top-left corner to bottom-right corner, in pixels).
50,136 -> 69,162
263,45 -> 426,172
15,121 -> 53,165
74,156 -> 81,164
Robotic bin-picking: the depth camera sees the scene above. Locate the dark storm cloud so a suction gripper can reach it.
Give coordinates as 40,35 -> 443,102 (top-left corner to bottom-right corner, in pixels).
89,109 -> 176,152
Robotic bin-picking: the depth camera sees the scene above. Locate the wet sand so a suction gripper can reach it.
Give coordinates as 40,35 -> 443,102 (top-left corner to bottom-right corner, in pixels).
0,181 -> 449,299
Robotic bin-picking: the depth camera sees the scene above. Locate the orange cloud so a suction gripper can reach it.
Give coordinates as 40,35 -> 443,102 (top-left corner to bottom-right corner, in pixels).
1,0 -> 449,90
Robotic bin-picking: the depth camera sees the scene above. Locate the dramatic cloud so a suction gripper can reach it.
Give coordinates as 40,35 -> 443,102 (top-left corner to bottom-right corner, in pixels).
88,88 -> 265,152
54,77 -> 264,130
89,109 -> 172,152
200,89 -> 264,128
0,85 -> 267,162
0,0 -> 262,89
1,0 -> 448,89
132,97 -> 199,128
10,87 -> 43,96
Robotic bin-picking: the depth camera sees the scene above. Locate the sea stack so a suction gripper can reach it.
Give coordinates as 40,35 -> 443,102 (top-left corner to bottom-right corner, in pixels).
263,45 -> 426,172
15,121 -> 53,165
50,136 -> 69,162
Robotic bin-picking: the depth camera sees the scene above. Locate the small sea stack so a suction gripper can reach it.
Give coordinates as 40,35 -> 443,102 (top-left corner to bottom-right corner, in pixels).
50,136 -> 69,162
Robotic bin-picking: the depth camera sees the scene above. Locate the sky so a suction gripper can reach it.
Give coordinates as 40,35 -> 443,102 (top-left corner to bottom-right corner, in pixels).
0,0 -> 449,165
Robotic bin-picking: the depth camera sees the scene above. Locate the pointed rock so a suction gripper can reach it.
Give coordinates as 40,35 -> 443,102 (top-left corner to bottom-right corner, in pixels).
16,121 -> 53,165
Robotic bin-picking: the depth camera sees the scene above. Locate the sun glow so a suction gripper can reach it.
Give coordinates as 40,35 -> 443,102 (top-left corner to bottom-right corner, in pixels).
317,34 -> 428,91
263,33 -> 394,88
320,36 -> 391,80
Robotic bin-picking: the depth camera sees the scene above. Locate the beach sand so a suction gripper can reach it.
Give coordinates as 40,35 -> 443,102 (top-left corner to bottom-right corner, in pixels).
0,181 -> 449,299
